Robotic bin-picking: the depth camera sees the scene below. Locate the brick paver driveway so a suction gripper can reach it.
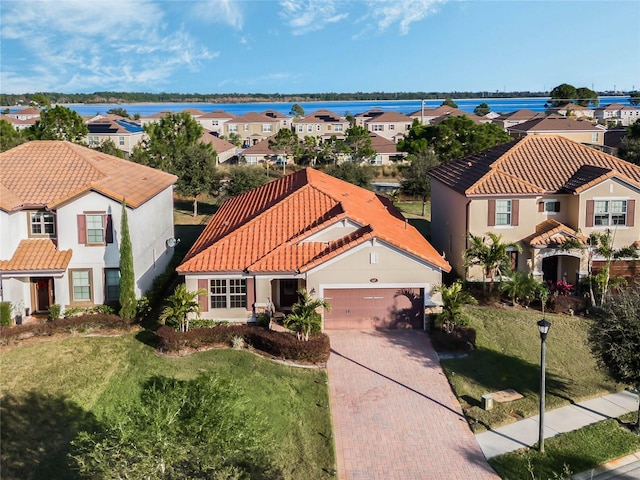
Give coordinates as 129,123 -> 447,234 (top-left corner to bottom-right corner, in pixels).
327,330 -> 499,480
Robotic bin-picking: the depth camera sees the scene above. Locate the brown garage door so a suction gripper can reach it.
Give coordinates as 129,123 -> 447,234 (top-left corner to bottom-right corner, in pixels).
323,288 -> 424,330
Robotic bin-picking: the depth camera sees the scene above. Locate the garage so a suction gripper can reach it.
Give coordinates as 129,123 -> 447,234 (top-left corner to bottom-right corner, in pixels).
323,288 -> 424,330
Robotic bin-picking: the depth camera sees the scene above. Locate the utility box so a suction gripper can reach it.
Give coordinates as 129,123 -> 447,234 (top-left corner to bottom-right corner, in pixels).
482,394 -> 494,410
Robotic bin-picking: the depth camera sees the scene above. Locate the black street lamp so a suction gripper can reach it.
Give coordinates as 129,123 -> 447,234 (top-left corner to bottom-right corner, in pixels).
537,318 -> 552,453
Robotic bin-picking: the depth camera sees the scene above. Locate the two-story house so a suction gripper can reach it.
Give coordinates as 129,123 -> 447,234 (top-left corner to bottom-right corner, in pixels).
507,117 -> 606,146
223,112 -> 282,148
492,109 -> 547,130
595,104 -> 640,127
196,110 -> 236,135
0,141 -> 177,316
428,135 -> 640,285
355,110 -> 413,142
291,110 -> 350,140
86,114 -> 145,156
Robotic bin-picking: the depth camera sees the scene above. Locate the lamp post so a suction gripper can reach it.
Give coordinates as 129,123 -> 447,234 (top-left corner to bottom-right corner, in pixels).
537,318 -> 552,453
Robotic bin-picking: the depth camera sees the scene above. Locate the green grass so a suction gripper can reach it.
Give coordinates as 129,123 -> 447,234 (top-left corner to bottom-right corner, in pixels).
1,333 -> 335,479
395,200 -> 431,238
441,306 -> 620,432
489,413 -> 640,479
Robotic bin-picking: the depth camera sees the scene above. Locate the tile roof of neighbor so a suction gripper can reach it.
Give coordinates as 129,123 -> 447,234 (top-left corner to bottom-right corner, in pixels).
0,239 -> 72,272
261,110 -> 290,119
230,112 -> 279,123
495,109 -> 543,121
0,114 -> 34,126
199,131 -> 237,153
369,132 -> 404,154
364,111 -> 413,123
296,110 -> 346,124
0,141 -> 177,211
87,117 -> 143,134
199,110 -> 237,119
508,117 -> 604,133
524,219 -> 588,247
241,137 -> 276,155
177,168 -> 450,274
428,135 -> 640,196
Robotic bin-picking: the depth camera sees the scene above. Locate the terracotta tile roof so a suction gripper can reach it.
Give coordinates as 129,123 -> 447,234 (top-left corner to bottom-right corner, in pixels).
199,110 -> 236,119
508,117 -> 604,133
178,168 -> 450,274
181,108 -> 206,116
241,137 -> 276,155
87,117 -> 143,134
296,110 -> 345,124
10,107 -> 41,116
365,111 -> 412,123
0,141 -> 177,211
495,109 -> 540,120
524,220 -> 588,248
199,131 -> 237,153
0,114 -> 33,126
261,110 -> 290,119
0,239 -> 72,272
369,132 -> 403,154
596,103 -> 627,111
143,111 -> 172,119
230,112 -> 279,124
428,135 -> 640,196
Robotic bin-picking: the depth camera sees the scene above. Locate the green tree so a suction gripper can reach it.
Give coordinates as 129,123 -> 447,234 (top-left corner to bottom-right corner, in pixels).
284,288 -> 331,341
317,136 -> 349,164
290,103 -> 305,117
442,98 -> 458,108
433,281 -> 477,333
549,83 -> 578,107
0,119 -> 26,152
629,92 -> 640,107
225,165 -> 269,197
618,120 -> 640,165
224,132 -> 242,147
106,107 -> 130,118
589,287 -> 640,430
30,105 -> 88,143
400,148 -> 440,216
473,102 -> 491,116
30,93 -> 50,107
173,143 -> 219,216
463,232 -> 522,293
575,87 -> 599,107
344,125 -> 376,163
269,128 -> 302,164
160,283 -> 205,332
325,162 -> 374,188
132,111 -> 203,172
90,138 -> 124,158
71,374 -> 276,478
118,200 -> 136,320
499,271 -> 539,306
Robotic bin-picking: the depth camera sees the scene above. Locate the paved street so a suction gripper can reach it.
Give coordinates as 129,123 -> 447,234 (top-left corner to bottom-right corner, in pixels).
327,330 -> 498,480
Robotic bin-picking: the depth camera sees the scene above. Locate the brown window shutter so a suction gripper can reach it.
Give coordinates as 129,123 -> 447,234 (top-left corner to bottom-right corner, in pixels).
198,279 -> 209,312
538,201 -> 544,212
105,214 -> 114,244
245,278 -> 254,312
627,199 -> 635,227
77,214 -> 86,244
511,200 -> 519,226
585,200 -> 594,227
487,199 -> 496,226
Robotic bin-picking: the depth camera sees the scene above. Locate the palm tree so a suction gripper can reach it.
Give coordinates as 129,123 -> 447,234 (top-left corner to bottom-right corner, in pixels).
499,271 -> 538,306
284,289 -> 331,341
433,281 -> 477,333
160,284 -> 205,332
463,232 -> 522,293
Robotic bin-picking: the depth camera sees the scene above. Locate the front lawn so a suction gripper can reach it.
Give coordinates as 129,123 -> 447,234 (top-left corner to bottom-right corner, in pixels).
440,306 -> 620,432
0,333 -> 335,479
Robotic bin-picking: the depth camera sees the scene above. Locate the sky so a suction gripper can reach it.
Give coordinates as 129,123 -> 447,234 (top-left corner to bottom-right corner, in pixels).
1,0 -> 639,95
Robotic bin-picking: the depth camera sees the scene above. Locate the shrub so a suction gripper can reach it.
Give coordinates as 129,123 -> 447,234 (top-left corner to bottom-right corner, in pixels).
48,304 -> 61,322
0,302 -> 12,326
256,312 -> 271,328
549,295 -> 587,315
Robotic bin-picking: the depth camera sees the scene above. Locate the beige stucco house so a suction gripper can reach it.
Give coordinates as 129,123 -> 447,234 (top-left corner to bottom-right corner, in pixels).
223,112 -> 282,148
428,135 -> 640,285
177,168 -> 450,330
292,110 -> 350,140
507,117 -> 606,146
86,114 -> 145,156
355,110 -> 413,142
196,110 -> 236,135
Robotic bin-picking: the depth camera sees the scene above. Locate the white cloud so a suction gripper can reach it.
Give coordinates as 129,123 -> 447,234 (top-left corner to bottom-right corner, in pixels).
279,0 -> 348,35
0,0 -> 218,93
366,0 -> 446,35
189,0 -> 244,29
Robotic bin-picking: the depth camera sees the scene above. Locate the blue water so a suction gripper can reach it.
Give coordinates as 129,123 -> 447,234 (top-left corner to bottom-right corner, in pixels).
38,96 -> 636,117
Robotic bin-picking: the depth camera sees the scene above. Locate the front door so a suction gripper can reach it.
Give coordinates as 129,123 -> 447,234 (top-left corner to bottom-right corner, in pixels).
279,279 -> 299,310
542,257 -> 559,283
32,277 -> 53,313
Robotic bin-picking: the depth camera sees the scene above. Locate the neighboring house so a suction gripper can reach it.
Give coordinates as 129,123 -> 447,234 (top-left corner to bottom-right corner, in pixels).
199,130 -> 239,164
492,109 -> 547,129
595,103 -> 640,126
181,108 -> 206,118
0,114 -> 34,131
507,117 -> 606,146
261,110 -> 292,130
223,112 -> 282,148
357,111 -> 413,142
177,168 -> 450,330
86,114 -> 144,156
0,141 -> 177,316
368,132 -> 408,165
546,103 -> 595,119
4,107 -> 41,121
292,109 -> 350,140
428,135 -> 640,286
236,137 -> 283,165
139,110 -> 172,126
196,110 -> 236,135
408,105 -> 457,124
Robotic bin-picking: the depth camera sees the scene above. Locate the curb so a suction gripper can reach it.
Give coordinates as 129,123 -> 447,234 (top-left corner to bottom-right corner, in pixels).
572,450 -> 640,480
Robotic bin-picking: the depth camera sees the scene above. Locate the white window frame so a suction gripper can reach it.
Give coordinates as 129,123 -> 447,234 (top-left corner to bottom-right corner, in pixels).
334,124 -> 343,132
495,199 -> 512,226
228,124 -> 238,132
373,124 -> 383,132
71,269 -> 92,303
210,279 -> 247,309
30,211 -> 56,236
263,124 -> 272,132
594,200 -> 627,226
86,214 -> 105,244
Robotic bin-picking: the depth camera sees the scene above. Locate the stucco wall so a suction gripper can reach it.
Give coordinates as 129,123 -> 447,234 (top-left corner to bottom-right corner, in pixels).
430,179 -> 468,277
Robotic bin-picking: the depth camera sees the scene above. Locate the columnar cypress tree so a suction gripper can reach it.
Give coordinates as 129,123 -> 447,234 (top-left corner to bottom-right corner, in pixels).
119,199 -> 136,320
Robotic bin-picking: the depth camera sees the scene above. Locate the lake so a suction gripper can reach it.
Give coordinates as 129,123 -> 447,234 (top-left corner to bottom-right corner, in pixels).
61,95 -> 633,118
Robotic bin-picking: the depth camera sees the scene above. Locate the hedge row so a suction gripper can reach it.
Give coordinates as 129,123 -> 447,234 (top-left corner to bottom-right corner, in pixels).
430,326 -> 477,352
156,325 -> 330,364
0,314 -> 136,345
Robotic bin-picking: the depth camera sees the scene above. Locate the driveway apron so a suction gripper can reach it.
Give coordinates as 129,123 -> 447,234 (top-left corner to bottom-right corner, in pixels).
327,330 -> 498,480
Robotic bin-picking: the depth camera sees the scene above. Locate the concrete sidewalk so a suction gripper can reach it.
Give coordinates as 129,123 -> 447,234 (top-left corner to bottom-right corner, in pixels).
476,389 -> 639,460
